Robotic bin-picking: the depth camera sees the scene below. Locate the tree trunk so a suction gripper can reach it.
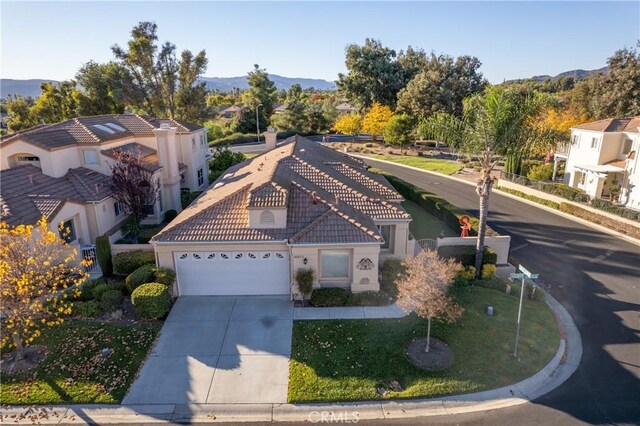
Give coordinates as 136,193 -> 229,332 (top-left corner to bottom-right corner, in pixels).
13,334 -> 25,362
425,317 -> 432,353
475,171 -> 494,278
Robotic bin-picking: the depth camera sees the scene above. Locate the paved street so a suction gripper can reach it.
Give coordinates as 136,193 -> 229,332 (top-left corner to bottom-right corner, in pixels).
366,158 -> 640,424
123,296 -> 292,405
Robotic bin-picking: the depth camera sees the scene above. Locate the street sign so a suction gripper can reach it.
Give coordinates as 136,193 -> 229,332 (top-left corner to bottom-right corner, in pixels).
510,273 -> 525,279
519,264 -> 532,276
529,273 -> 540,279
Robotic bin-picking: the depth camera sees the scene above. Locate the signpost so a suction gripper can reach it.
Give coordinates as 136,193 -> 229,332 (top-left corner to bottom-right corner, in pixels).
511,265 -> 539,358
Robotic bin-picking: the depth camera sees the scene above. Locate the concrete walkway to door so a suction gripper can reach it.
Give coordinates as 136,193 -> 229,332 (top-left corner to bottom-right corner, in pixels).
123,296 -> 293,405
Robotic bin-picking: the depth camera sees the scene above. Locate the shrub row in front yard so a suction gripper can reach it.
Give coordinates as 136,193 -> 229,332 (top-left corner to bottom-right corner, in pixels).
437,245 -> 497,266
497,186 -> 560,210
376,171 -> 497,237
113,250 -> 156,275
590,198 -> 640,222
131,283 -> 171,319
559,203 -> 640,239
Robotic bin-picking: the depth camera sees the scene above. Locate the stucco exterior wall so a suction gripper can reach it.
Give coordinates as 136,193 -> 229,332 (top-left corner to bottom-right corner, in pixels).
248,208 -> 287,228
436,235 -> 511,265
49,202 -> 91,245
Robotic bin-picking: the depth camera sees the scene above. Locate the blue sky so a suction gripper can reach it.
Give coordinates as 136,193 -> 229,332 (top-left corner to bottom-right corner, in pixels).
1,1 -> 638,84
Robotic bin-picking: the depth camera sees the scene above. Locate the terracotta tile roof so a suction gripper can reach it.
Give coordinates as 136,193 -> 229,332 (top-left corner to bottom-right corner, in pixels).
1,114 -> 203,150
0,165 -> 113,226
573,116 -> 640,133
101,143 -> 163,172
604,159 -> 627,169
152,136 -> 409,244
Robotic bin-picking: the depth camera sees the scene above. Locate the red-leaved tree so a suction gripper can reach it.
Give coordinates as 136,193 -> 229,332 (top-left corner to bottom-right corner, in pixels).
396,250 -> 464,352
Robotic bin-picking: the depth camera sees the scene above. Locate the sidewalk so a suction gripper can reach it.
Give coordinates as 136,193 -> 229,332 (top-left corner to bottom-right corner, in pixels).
293,303 -> 405,320
0,293 -> 581,424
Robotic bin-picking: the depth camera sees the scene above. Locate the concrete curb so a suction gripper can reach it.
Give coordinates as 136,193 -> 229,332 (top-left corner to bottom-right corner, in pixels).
0,293 -> 581,424
354,155 -> 640,248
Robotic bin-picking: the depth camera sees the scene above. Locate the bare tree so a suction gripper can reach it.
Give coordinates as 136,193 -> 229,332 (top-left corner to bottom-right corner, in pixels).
396,250 -> 464,352
108,148 -> 159,233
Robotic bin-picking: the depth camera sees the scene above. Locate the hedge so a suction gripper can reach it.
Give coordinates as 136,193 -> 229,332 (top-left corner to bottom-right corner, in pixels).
72,300 -> 102,318
125,264 -> 156,293
78,278 -> 104,301
560,203 -> 640,239
310,288 -> 349,307
497,186 -> 560,210
100,289 -> 124,312
95,235 -> 113,276
380,173 -> 497,237
437,245 -> 497,266
131,283 -> 172,320
154,267 -> 176,287
113,250 -> 155,275
590,198 -> 640,222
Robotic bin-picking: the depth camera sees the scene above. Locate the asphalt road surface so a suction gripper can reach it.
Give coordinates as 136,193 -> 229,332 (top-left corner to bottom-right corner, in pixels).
356,159 -> 639,425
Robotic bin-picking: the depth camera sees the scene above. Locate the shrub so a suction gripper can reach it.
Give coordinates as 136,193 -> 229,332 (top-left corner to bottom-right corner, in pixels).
72,300 -> 102,318
126,264 -> 156,294
364,143 -> 374,148
475,277 -> 508,293
131,283 -> 172,320
100,289 -> 124,312
153,267 -> 176,287
591,198 -> 640,222
113,250 -> 155,275
95,235 -> 113,276
526,163 -> 554,181
521,160 -> 544,176
481,264 -> 497,279
105,277 -> 126,294
459,266 -> 476,281
295,268 -> 315,298
497,186 -> 560,209
560,203 -> 640,239
164,209 -> 178,223
209,132 -> 258,146
437,246 -> 497,266
137,227 -> 161,244
310,288 -> 349,307
92,282 -> 110,301
78,278 -> 104,301
347,291 -> 392,306
510,281 -> 546,302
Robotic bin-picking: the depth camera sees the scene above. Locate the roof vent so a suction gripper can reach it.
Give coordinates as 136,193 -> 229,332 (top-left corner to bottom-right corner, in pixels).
160,122 -> 171,130
311,191 -> 318,204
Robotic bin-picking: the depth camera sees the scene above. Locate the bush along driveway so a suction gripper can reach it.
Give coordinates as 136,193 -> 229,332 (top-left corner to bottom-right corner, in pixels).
288,286 -> 559,403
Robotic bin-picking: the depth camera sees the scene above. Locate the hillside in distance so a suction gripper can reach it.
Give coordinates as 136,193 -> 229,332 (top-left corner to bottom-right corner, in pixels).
507,66 -> 609,83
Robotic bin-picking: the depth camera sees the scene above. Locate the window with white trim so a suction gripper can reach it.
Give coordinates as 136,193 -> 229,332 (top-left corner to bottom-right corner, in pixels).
199,134 -> 204,147
83,150 -> 98,164
192,137 -> 196,150
320,250 -> 350,279
378,225 -> 394,250
622,138 -> 633,155
114,201 -> 124,216
571,134 -> 580,146
591,137 -> 599,149
59,219 -> 77,243
197,168 -> 204,187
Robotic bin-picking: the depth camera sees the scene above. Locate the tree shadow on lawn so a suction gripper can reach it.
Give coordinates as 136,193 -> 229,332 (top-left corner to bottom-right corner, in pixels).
289,286 -> 561,403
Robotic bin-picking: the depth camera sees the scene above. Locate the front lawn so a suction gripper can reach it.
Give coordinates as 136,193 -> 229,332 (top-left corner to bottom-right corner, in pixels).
289,286 -> 559,402
402,200 -> 457,239
0,321 -> 160,405
368,155 -> 462,175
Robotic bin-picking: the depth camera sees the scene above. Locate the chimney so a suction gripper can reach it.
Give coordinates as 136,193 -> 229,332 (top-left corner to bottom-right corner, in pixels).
264,127 -> 277,152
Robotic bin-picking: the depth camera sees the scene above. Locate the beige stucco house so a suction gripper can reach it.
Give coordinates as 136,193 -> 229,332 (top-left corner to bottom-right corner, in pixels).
152,132 -> 414,298
0,114 -> 208,245
555,116 -> 640,210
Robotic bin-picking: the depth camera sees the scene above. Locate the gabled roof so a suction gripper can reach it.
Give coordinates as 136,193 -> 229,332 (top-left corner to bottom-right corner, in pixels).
0,165 -> 113,225
0,114 -> 203,151
573,116 -> 640,133
152,135 -> 408,245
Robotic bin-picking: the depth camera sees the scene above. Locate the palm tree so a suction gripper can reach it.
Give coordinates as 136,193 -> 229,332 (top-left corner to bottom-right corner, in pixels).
422,86 -> 550,276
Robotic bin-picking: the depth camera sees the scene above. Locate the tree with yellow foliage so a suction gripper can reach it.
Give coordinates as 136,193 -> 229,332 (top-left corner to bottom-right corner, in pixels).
530,107 -> 589,157
333,113 -> 362,141
361,102 -> 394,141
0,218 -> 88,364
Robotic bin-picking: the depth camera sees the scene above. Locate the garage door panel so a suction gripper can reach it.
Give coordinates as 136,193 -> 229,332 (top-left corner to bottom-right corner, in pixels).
175,251 -> 290,296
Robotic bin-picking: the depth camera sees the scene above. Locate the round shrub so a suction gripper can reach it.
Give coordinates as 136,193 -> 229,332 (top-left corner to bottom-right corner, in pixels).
153,267 -> 176,287
100,289 -> 124,312
113,250 -> 155,275
92,282 -> 110,301
78,278 -> 104,301
131,283 -> 171,320
310,288 -> 349,307
72,300 -> 102,318
459,266 -> 476,281
126,264 -> 156,293
481,264 -> 497,279
295,268 -> 315,297
164,209 -> 178,223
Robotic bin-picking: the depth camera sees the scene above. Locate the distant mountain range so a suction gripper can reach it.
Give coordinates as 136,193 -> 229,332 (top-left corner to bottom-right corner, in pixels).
0,74 -> 337,99
506,67 -> 609,83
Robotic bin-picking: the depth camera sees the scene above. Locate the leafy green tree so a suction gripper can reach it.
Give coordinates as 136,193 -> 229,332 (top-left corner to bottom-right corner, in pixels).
397,54 -> 486,119
30,81 -> 79,124
383,114 -> 414,150
75,61 -> 132,116
424,87 -> 548,276
209,146 -> 246,181
111,21 -> 210,121
337,39 -> 405,109
235,65 -> 277,133
4,95 -> 37,132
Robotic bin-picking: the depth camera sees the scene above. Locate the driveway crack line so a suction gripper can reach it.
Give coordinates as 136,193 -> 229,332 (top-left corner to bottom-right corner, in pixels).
205,296 -> 238,403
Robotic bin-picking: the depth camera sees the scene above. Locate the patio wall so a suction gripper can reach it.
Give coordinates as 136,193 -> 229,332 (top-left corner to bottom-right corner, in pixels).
111,243 -> 153,255
436,235 -> 512,265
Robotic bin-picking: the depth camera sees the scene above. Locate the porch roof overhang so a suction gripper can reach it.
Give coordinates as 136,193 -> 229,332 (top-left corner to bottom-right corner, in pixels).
574,164 -> 625,175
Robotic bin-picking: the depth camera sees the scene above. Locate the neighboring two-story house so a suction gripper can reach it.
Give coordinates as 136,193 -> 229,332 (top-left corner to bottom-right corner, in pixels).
0,114 -> 208,245
554,116 -> 640,210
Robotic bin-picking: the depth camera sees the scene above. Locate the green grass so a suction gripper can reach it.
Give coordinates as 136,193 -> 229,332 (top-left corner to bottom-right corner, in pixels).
289,286 -> 559,402
369,155 -> 462,175
0,321 -> 160,405
402,200 -> 457,239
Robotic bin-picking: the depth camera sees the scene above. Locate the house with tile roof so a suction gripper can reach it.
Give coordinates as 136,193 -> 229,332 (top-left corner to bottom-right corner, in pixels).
151,131 -> 415,297
0,114 -> 208,244
554,116 -> 640,209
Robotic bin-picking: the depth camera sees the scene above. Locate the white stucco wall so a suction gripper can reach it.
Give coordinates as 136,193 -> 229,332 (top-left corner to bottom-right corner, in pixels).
436,235 -> 511,265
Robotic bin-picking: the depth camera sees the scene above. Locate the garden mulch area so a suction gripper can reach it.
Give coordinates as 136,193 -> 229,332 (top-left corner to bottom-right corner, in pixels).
1,345 -> 48,375
405,337 -> 454,371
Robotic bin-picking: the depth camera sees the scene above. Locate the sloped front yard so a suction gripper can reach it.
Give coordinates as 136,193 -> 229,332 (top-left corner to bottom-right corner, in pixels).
289,286 -> 559,402
0,321 -> 160,405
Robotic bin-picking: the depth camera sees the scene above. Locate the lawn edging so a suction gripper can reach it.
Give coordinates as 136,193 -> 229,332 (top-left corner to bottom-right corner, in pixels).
357,154 -> 640,248
0,293 -> 580,424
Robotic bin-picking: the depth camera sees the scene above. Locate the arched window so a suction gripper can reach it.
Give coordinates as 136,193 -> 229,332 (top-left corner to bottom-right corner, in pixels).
260,210 -> 275,225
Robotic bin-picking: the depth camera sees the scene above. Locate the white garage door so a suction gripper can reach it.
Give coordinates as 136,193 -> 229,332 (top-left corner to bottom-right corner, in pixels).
175,251 -> 290,296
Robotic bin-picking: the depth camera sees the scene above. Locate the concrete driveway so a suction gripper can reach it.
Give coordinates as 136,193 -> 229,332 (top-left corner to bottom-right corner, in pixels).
123,296 -> 293,405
